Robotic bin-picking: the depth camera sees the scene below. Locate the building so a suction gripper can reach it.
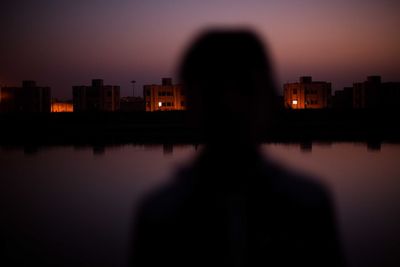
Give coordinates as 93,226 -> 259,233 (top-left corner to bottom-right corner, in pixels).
353,76 -> 381,109
120,96 -> 145,112
73,79 -> 120,112
332,87 -> 353,109
284,76 -> 332,109
143,78 -> 186,112
0,80 -> 51,112
0,84 -> 2,110
51,99 -> 73,112
353,76 -> 400,109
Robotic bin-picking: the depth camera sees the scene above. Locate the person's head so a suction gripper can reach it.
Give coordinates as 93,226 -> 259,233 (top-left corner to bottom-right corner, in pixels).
179,29 -> 277,147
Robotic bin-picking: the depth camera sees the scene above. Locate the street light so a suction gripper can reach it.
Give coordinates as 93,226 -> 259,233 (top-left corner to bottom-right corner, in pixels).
131,80 -> 136,97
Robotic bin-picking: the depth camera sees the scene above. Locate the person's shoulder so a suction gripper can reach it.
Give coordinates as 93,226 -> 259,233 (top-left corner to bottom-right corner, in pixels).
135,167 -> 195,221
262,160 -> 332,207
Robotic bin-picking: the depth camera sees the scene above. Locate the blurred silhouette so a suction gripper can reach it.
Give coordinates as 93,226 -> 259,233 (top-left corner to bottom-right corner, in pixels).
131,29 -> 344,266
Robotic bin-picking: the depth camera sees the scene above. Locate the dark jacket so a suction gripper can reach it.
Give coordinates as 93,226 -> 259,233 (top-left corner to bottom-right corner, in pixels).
131,148 -> 343,266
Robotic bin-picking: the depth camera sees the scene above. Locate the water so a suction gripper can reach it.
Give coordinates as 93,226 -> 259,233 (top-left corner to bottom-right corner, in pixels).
1,143 -> 400,266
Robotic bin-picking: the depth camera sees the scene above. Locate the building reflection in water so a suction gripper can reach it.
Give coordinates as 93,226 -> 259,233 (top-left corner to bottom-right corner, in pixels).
2,142 -> 386,157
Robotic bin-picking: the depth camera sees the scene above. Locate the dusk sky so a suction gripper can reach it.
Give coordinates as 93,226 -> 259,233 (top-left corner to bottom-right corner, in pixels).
1,0 -> 399,99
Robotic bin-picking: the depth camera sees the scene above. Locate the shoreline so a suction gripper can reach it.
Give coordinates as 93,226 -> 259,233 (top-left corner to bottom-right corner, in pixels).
0,110 -> 399,146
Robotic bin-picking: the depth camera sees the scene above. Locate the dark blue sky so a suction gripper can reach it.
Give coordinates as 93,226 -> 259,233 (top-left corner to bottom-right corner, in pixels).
1,0 -> 399,98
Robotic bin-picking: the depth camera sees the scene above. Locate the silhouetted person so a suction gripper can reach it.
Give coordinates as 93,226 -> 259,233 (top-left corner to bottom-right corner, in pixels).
131,29 -> 343,266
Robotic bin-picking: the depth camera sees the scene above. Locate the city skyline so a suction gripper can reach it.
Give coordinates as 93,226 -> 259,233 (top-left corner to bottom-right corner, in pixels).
1,74 -> 398,99
1,0 -> 399,99
2,75 -> 399,113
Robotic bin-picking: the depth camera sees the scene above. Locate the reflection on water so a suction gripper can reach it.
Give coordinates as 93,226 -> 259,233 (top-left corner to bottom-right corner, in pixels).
1,143 -> 400,266
5,141 -> 387,156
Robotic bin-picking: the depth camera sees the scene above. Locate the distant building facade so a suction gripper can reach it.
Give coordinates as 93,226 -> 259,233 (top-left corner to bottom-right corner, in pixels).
0,81 -> 51,112
120,97 -> 145,112
73,79 -> 120,112
143,78 -> 186,112
284,76 -> 332,109
353,76 -> 400,109
51,99 -> 73,112
332,87 -> 353,109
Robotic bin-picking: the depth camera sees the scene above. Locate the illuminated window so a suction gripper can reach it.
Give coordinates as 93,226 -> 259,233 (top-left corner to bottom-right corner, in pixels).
158,101 -> 162,107
292,100 -> 298,105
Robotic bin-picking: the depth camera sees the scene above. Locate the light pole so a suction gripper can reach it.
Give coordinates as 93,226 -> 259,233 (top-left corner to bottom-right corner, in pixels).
131,80 -> 136,97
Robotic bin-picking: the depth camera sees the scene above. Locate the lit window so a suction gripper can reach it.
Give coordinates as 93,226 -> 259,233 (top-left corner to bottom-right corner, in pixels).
292,100 -> 298,105
158,102 -> 162,107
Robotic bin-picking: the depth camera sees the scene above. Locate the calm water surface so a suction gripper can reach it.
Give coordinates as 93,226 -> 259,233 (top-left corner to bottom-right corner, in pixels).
1,143 -> 400,266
